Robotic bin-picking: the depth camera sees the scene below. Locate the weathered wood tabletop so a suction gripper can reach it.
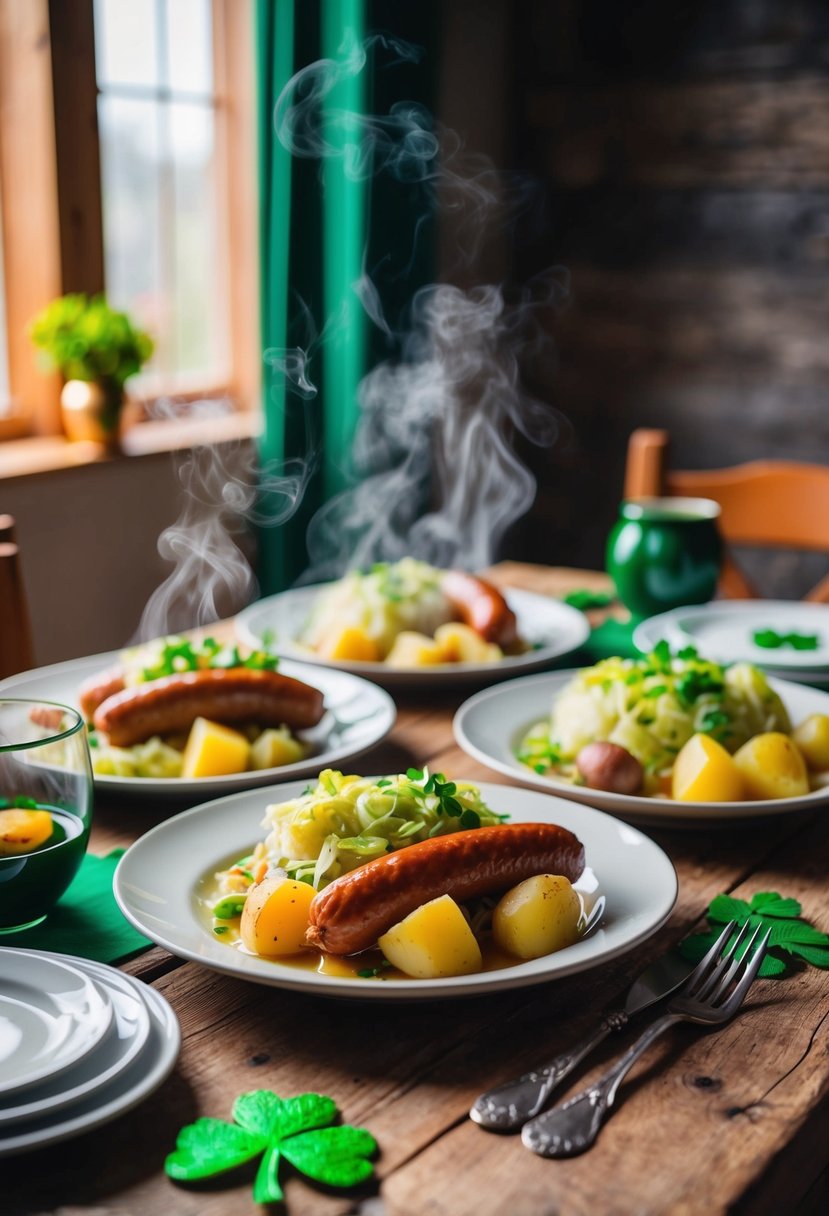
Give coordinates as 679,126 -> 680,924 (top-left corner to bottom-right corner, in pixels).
6,564 -> 829,1216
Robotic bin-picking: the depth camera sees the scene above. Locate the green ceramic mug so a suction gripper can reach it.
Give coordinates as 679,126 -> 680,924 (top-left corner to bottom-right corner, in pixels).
606,497 -> 723,619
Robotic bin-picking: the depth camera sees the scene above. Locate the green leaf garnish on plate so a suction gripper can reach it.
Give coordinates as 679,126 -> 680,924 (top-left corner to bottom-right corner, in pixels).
680,892 -> 829,978
165,1091 -> 377,1205
752,629 -> 819,651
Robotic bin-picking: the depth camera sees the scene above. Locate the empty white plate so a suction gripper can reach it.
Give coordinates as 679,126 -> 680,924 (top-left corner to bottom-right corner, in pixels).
0,956 -> 179,1157
0,950 -> 112,1097
0,959 -> 151,1125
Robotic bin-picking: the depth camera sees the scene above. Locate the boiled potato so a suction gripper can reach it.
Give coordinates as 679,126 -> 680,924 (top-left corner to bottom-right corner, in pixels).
492,874 -> 581,959
433,622 -> 503,664
385,632 -> 445,667
378,894 -> 482,977
317,626 -> 380,662
0,809 -> 53,856
239,875 -> 316,956
249,728 -> 306,770
180,718 -> 250,778
672,733 -> 745,802
733,732 -> 809,800
791,714 -> 829,771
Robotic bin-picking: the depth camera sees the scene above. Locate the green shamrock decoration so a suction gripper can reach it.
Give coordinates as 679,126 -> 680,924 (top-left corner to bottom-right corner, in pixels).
680,892 -> 829,978
165,1091 -> 377,1205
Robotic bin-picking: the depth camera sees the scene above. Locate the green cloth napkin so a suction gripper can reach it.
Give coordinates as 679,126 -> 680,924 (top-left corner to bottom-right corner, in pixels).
0,849 -> 152,964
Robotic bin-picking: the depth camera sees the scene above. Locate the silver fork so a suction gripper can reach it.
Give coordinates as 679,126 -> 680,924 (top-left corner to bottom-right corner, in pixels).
522,918 -> 771,1158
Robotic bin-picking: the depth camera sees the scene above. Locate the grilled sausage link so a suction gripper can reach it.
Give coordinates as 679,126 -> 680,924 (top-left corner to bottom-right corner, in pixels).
93,668 -> 325,746
306,822 -> 585,955
79,666 -> 127,719
441,571 -> 519,650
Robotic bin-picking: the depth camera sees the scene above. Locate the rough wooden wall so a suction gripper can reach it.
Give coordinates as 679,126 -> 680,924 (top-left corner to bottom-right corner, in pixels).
505,0 -> 829,592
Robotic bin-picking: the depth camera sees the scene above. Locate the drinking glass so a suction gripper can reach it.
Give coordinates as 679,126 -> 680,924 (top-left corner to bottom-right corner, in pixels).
606,497 -> 723,620
0,699 -> 93,933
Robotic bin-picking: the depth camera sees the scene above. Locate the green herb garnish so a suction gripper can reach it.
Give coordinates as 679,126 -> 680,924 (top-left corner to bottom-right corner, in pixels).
138,636 -> 278,682
165,1091 -> 377,1205
753,629 -> 819,651
680,892 -> 829,978
562,589 -> 614,611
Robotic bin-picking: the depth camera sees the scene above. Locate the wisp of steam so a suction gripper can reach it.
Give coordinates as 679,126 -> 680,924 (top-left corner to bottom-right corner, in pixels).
137,32 -> 567,638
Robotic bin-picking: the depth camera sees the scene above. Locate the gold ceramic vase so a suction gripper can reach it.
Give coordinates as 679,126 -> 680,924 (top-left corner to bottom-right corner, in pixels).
60,379 -> 124,449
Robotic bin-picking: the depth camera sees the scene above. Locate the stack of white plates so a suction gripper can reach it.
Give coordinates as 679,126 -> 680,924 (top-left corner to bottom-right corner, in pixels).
634,601 -> 829,688
0,948 -> 179,1157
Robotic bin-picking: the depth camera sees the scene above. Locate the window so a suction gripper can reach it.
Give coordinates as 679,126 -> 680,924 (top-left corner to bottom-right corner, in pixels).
0,0 -> 257,441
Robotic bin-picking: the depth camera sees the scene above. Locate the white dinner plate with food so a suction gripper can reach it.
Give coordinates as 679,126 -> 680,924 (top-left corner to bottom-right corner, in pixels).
454,669 -> 829,823
0,956 -> 150,1125
633,602 -> 829,682
0,959 -> 179,1158
0,652 -> 395,797
235,585 -> 590,688
0,950 -> 112,1096
113,778 -> 677,1001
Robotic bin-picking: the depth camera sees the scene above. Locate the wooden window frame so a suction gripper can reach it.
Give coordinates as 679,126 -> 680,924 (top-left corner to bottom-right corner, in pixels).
0,0 -> 258,444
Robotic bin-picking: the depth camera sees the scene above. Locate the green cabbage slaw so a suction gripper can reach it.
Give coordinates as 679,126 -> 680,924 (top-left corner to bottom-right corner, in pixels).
518,643 -> 791,794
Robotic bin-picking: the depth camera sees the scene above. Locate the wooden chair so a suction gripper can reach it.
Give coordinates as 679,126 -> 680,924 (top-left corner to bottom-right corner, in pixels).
623,428 -> 829,602
0,515 -> 35,678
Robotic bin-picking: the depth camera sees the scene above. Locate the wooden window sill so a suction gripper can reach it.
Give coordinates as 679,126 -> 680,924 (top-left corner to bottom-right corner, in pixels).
0,411 -> 262,481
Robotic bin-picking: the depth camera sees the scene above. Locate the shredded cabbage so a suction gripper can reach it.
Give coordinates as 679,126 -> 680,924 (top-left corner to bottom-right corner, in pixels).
90,735 -> 184,778
518,646 -> 790,792
299,559 -> 453,659
257,767 -> 507,889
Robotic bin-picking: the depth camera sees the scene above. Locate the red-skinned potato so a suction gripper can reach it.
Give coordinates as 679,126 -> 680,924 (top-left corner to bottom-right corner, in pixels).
576,742 -> 644,795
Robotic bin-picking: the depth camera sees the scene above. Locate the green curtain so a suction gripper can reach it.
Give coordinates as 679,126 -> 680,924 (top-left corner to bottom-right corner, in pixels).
255,0 -> 436,594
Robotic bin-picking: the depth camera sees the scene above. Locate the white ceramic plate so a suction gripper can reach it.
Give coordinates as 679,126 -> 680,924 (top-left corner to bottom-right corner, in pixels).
0,957 -> 179,1158
634,602 -> 829,680
0,950 -> 112,1096
0,958 -> 150,1125
113,779 -> 677,1001
235,585 -> 590,689
0,652 -> 396,797
454,669 -> 829,823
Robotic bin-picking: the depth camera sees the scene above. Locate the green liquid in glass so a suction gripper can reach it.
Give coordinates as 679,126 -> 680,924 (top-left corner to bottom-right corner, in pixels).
0,803 -> 88,930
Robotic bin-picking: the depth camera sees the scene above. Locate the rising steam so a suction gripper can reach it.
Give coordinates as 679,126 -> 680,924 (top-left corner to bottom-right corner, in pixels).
137,32 -> 567,638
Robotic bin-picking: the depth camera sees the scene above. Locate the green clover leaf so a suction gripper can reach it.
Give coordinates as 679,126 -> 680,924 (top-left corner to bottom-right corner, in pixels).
681,893 -> 829,978
165,1090 -> 377,1206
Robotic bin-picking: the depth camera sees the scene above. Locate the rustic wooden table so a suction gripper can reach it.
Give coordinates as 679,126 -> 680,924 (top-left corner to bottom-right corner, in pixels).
6,564 -> 829,1216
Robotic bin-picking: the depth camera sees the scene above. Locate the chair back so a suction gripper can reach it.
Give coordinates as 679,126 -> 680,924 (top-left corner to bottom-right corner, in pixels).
623,429 -> 829,601
0,516 -> 35,678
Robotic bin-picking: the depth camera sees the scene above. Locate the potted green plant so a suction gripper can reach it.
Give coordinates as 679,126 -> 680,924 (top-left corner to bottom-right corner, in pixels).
29,293 -> 154,448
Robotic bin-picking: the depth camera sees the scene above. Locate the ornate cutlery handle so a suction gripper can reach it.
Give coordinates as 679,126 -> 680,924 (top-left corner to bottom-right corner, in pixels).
469,1010 -> 631,1132
521,1012 -> 681,1156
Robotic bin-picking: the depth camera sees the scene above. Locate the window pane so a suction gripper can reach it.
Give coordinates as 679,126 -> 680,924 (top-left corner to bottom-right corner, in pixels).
94,0 -> 159,89
171,103 -> 227,379
166,0 -> 213,95
98,96 -> 166,370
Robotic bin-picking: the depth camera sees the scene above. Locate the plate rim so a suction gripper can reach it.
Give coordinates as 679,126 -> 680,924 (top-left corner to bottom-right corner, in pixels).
0,963 -> 179,1158
0,649 -> 397,797
112,777 -> 678,1002
234,584 -> 591,687
0,949 -> 113,1097
453,667 -> 829,822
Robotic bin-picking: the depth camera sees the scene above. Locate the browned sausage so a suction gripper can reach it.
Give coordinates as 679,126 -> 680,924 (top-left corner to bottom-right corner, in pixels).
441,571 -> 519,650
305,822 -> 585,955
93,668 -> 325,746
78,666 -> 126,719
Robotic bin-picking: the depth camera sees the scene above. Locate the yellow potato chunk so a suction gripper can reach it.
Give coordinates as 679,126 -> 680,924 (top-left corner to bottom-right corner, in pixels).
249,728 -> 306,770
317,626 -> 380,662
378,894 -> 482,978
384,632 -> 445,667
0,809 -> 53,856
240,875 -> 316,956
492,874 -> 582,959
180,717 -> 251,778
672,733 -> 745,802
791,714 -> 829,771
733,732 -> 810,800
433,622 -> 503,663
